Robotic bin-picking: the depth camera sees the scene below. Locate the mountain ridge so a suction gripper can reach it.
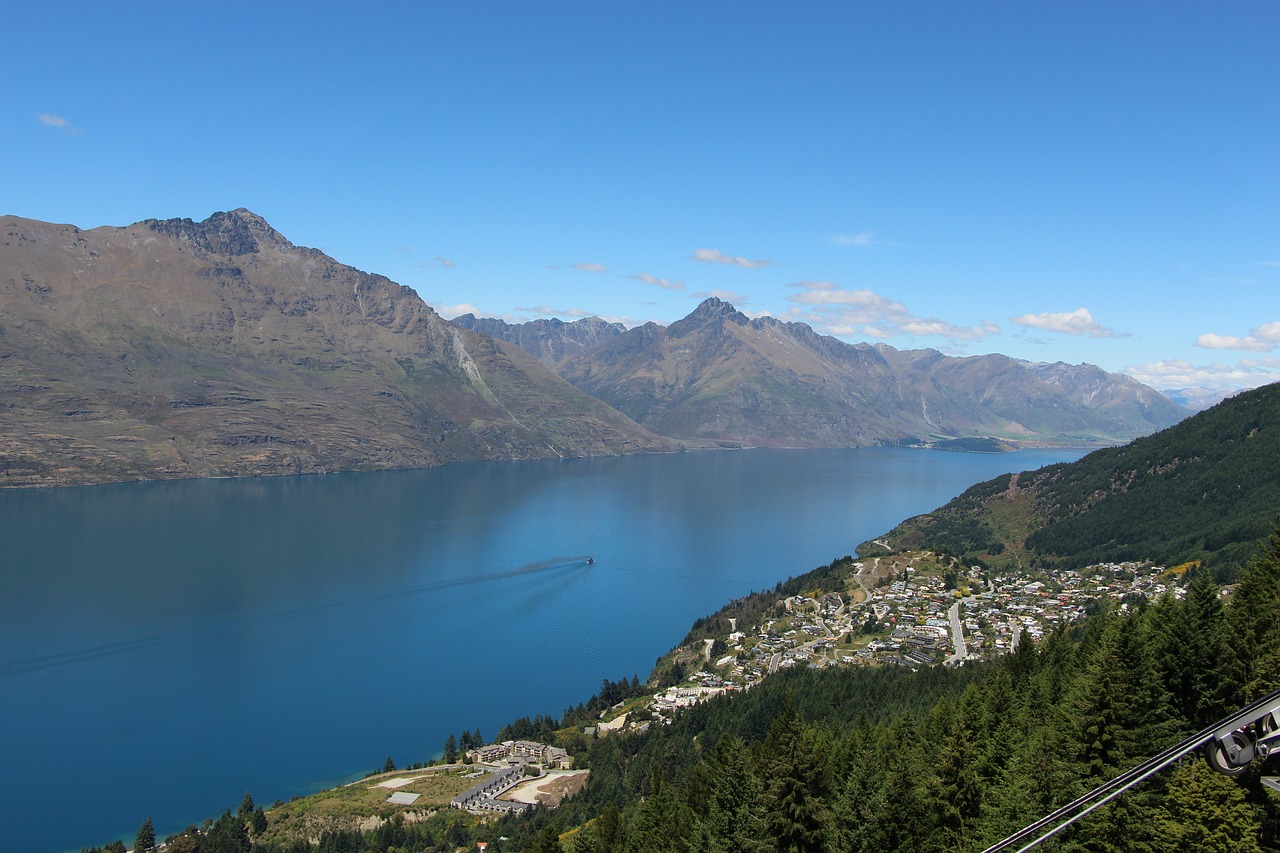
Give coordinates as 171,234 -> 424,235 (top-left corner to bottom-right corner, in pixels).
460,297 -> 1189,449
0,211 -> 671,487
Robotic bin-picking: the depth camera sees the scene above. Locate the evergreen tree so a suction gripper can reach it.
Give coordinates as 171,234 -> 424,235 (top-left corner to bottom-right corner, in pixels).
444,733 -> 458,763
625,778 -> 706,853
383,755 -> 396,773
584,802 -> 624,853
705,735 -> 767,853
761,697 -> 832,852
238,791 -> 255,819
1226,526 -> 1280,703
1158,574 -> 1228,728
205,810 -> 250,853
925,713 -> 984,847
1076,649 -> 1123,781
525,824 -> 565,853
135,817 -> 155,853
1153,760 -> 1263,852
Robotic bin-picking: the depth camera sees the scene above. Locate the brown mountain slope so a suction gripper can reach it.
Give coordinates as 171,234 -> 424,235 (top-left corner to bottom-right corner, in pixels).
554,298 -> 1188,448
0,210 -> 670,487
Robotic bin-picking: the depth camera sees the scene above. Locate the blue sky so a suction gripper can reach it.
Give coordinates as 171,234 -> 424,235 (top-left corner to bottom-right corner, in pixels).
5,2 -> 1278,392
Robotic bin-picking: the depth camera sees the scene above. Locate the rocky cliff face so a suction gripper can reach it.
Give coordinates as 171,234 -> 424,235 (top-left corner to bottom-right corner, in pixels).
542,297 -> 1189,448
0,211 -> 670,487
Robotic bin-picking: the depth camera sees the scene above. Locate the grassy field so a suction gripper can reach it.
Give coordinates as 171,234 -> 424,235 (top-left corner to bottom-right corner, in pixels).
258,765 -> 484,844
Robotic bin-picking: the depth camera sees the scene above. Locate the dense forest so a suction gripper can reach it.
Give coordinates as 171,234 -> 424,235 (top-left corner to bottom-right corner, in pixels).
85,526 -> 1280,852
873,383 -> 1280,578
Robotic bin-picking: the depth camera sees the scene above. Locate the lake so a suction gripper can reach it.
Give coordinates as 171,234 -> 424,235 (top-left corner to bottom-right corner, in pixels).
0,446 -> 1085,852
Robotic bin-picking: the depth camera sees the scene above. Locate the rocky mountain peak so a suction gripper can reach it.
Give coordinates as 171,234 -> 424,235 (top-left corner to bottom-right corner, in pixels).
668,297 -> 749,337
145,209 -> 293,257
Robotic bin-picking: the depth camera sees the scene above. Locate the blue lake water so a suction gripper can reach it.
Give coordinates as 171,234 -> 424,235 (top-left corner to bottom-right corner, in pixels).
0,446 -> 1085,851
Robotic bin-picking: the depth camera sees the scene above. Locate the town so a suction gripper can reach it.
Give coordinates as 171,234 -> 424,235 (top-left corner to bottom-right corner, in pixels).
361,551 -> 1191,822
592,551 -> 1188,734
260,550 -> 1201,835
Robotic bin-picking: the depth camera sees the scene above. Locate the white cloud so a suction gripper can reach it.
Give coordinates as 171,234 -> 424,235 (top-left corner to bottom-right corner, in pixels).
627,273 -> 685,291
691,289 -> 748,304
1009,307 -> 1119,338
691,248 -> 770,269
1123,357 -> 1280,392
784,281 -> 999,342
431,302 -> 481,319
1243,320 -> 1279,342
1195,333 -> 1272,351
434,256 -> 456,268
832,231 -> 877,247
831,231 -> 898,248
37,112 -> 81,134
1195,320 -> 1280,351
572,262 -> 609,274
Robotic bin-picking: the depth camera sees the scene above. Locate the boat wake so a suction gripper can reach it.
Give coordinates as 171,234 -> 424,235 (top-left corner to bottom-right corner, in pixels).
1,556 -> 596,676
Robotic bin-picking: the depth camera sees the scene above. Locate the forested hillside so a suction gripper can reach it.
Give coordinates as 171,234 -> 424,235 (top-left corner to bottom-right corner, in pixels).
870,382 -> 1280,576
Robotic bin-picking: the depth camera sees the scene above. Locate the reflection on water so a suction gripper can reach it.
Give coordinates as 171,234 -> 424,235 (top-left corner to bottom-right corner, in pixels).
0,447 -> 1084,852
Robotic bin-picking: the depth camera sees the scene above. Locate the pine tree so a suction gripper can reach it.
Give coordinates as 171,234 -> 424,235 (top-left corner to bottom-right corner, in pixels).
205,810 -> 250,853
1154,760 -> 1263,852
1075,638 -> 1124,781
444,733 -> 458,763
761,697 -> 832,852
925,714 -> 984,847
1159,573 -> 1228,728
526,825 -> 565,853
1226,526 -> 1280,703
625,777 -> 706,853
135,817 -> 155,853
705,735 -> 767,853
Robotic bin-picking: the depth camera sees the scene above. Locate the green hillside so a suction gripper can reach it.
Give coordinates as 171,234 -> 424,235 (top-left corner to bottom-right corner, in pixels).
866,382 -> 1280,575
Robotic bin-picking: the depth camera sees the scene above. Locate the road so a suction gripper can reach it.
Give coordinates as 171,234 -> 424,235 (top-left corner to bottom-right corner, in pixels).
946,600 -> 968,664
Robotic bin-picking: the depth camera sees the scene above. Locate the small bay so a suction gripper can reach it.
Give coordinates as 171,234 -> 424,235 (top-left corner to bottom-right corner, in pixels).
0,447 -> 1084,852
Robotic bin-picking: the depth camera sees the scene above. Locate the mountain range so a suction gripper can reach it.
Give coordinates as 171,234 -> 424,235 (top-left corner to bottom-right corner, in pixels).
456,298 -> 1187,449
0,211 -> 669,487
2,210 -> 1187,487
